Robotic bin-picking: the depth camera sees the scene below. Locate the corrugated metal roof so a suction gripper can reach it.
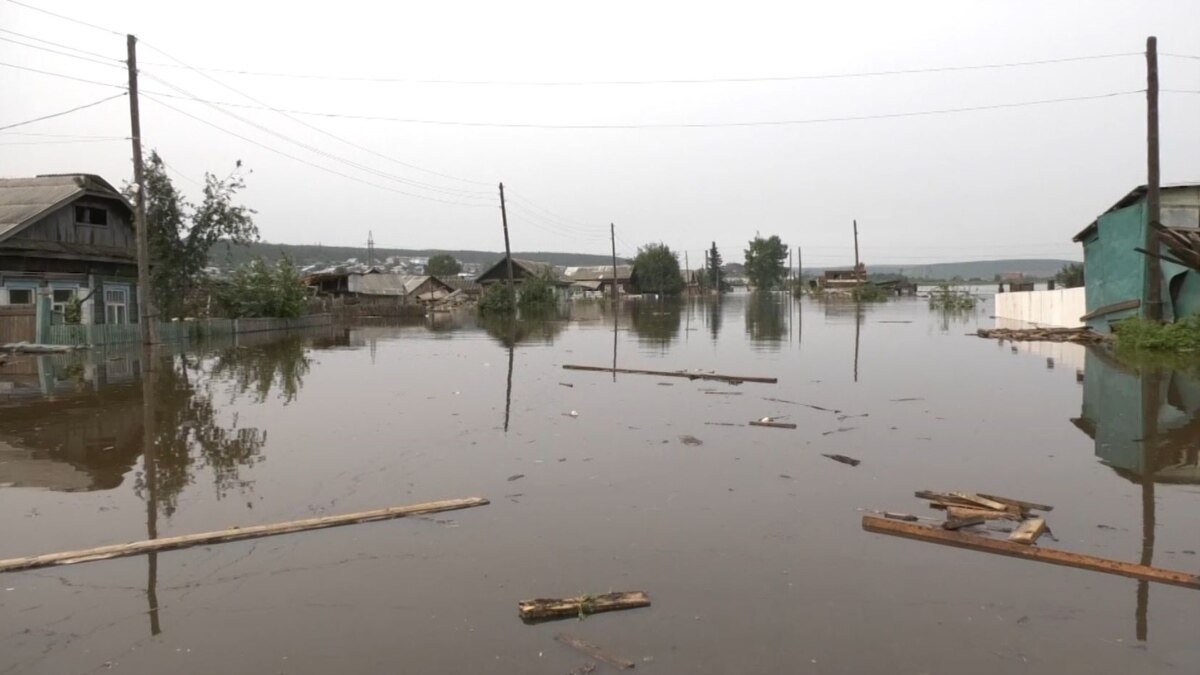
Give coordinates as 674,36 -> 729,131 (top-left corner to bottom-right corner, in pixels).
1073,182 -> 1200,242
563,265 -> 632,281
0,174 -> 130,242
347,273 -> 408,296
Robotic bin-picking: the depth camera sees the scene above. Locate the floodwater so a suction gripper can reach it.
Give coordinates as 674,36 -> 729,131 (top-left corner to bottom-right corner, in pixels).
1,294 -> 1198,674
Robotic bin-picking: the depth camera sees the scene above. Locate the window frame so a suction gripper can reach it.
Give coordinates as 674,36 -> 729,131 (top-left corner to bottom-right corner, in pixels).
103,285 -> 129,325
74,204 -> 109,227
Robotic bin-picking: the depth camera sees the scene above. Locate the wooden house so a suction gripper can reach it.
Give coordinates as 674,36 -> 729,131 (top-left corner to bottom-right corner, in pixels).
0,174 -> 139,329
475,256 -> 570,290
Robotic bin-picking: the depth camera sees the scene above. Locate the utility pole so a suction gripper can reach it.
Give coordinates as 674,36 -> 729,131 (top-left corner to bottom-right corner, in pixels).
684,250 -> 690,291
1145,36 -> 1163,321
798,246 -> 802,286
499,182 -> 516,307
853,219 -> 862,285
789,248 -> 794,287
127,34 -> 158,345
367,230 -> 375,269
610,223 -> 618,303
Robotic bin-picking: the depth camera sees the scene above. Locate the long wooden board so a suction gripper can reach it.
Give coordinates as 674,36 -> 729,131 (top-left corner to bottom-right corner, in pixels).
519,591 -> 651,623
0,497 -> 490,574
554,633 -> 635,670
562,364 -> 776,384
749,420 -> 797,429
862,515 -> 1200,590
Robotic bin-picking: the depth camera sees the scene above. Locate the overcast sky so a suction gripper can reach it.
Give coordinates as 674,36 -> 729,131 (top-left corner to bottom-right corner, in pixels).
2,0 -> 1199,268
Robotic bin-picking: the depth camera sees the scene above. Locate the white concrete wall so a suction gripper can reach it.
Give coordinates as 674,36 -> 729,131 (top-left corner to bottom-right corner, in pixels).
993,287 -> 1086,328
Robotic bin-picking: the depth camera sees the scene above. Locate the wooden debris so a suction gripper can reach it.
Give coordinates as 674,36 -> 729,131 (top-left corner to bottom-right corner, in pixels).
704,391 -> 742,396
943,506 -> 1020,522
0,497 -> 490,574
977,493 -> 1053,513
917,490 -> 1021,516
1009,517 -> 1047,545
884,511 -> 920,522
948,491 -> 1010,513
862,516 -> 1200,590
555,633 -> 635,670
0,342 -> 75,354
559,382 -> 575,388
822,454 -> 861,467
519,591 -> 650,623
749,420 -> 797,429
562,364 -> 776,384
974,327 -> 1105,344
943,516 -> 985,530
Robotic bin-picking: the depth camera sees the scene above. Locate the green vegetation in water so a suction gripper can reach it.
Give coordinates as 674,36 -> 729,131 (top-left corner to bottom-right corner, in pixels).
851,283 -> 889,302
477,271 -> 558,316
928,285 -> 977,310
1113,316 -> 1200,354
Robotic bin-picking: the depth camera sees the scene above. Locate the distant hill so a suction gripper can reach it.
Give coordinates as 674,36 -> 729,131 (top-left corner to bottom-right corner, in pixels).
804,258 -> 1079,281
208,241 -> 623,268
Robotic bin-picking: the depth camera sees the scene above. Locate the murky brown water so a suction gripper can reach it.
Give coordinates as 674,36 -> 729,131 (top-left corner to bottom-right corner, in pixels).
2,294 -> 1198,674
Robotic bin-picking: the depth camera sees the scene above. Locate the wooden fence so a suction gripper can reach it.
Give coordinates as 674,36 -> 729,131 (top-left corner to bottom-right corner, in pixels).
0,306 -> 36,344
43,314 -> 333,347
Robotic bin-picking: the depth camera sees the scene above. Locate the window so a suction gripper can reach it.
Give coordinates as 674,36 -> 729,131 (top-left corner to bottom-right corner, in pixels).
52,288 -> 76,321
104,286 -> 128,325
6,288 -> 33,305
74,205 -> 108,226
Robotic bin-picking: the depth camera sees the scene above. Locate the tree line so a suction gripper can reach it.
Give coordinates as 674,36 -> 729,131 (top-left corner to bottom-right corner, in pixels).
629,234 -> 790,296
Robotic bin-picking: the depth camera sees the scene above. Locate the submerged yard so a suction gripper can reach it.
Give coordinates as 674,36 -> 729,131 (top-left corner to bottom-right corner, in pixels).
1,293 -> 1198,674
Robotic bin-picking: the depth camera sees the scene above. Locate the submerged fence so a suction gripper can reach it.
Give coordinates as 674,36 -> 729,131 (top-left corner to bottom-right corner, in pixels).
993,288 -> 1086,328
43,314 -> 333,347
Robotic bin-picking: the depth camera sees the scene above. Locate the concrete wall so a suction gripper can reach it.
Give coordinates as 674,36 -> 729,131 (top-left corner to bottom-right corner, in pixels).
994,287 -> 1086,328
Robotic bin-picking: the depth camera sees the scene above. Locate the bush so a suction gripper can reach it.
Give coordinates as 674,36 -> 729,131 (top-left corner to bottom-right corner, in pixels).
929,284 -> 976,310
517,271 -> 557,310
1114,316 -> 1200,352
216,255 -> 307,318
478,282 -> 515,315
851,283 -> 889,302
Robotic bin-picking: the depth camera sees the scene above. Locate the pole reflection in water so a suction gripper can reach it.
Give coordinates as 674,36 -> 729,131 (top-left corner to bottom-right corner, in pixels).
141,346 -> 161,636
854,302 -> 862,383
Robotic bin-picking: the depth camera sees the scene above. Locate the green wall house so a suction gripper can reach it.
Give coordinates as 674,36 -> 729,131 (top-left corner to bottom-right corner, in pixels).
0,174 -> 140,328
1073,183 -> 1200,332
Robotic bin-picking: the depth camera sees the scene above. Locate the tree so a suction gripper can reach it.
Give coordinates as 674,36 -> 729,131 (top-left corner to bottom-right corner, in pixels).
744,234 -> 789,290
708,241 -> 728,293
1056,262 -> 1084,288
215,255 -> 307,319
135,151 -> 258,318
631,243 -> 684,295
426,254 -> 462,276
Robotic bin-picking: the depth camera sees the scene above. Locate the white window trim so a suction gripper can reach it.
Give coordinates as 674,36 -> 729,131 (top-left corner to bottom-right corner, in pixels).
3,280 -> 39,306
103,283 -> 130,325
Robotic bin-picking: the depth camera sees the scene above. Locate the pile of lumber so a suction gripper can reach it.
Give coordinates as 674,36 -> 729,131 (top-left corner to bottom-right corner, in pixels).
974,327 -> 1105,344
915,490 -> 1050,544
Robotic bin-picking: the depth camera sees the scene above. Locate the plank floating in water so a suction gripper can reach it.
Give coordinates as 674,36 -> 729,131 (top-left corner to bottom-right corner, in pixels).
518,591 -> 651,623
977,493 -> 1054,513
749,420 -> 797,429
943,506 -> 1020,522
1009,517 -> 1047,545
0,497 -> 490,574
562,364 -> 776,384
555,633 -> 635,670
862,516 -> 1200,590
822,453 -> 861,467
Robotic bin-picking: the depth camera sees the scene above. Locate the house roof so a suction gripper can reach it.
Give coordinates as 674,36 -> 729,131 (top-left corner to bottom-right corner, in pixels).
440,276 -> 481,293
0,174 -> 131,243
1073,182 -> 1200,242
347,273 -> 409,296
563,265 -> 632,282
476,257 -> 569,285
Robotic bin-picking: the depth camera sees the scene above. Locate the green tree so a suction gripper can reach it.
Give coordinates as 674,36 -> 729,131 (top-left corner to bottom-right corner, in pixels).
631,243 -> 684,295
135,151 -> 258,318
426,254 -> 462,276
744,234 -> 789,290
1056,262 -> 1084,288
216,255 -> 307,318
708,241 -> 728,292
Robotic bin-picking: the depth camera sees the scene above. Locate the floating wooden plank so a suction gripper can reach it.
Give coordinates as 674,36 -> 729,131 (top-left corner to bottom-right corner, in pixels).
822,454 -> 861,467
555,633 -> 635,670
562,364 -> 776,384
862,516 -> 1200,590
977,493 -> 1054,513
749,420 -> 797,429
943,516 -> 985,530
518,591 -> 651,623
944,506 -> 1020,522
948,491 -> 1009,512
0,497 -> 490,574
1009,517 -> 1047,545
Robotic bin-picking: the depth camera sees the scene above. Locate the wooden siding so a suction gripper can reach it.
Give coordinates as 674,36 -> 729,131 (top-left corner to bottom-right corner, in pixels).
11,198 -> 135,249
0,305 -> 35,343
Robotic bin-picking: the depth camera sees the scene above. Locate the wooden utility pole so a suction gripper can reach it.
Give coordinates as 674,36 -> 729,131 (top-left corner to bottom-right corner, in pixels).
684,251 -> 690,290
499,183 -> 516,307
1145,36 -> 1163,321
610,223 -> 618,303
853,220 -> 862,284
789,248 -> 793,287
798,246 -> 802,286
127,35 -> 158,345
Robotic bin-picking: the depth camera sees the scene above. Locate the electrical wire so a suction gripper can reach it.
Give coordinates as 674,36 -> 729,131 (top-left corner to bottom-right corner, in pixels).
136,88 -> 1145,129
503,194 -> 608,235
138,70 -> 494,201
1163,53 -> 1200,60
0,60 -> 126,88
0,35 -> 124,68
138,40 -> 493,189
4,0 -> 124,37
142,92 -> 492,208
133,52 -> 1141,86
0,138 -> 125,145
0,92 -> 125,131
0,130 -> 127,139
0,28 -> 120,62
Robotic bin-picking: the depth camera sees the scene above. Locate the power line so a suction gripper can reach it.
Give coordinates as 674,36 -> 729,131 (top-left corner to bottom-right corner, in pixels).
0,138 -> 125,145
503,194 -> 608,235
138,70 -> 494,201
0,92 -> 125,131
0,35 -> 124,68
4,0 -> 124,37
137,88 -> 1144,129
137,40 -> 493,189
0,60 -> 126,88
133,51 -> 1141,86
0,130 -> 127,139
0,28 -> 120,62
141,92 -> 492,208
1163,53 -> 1200,60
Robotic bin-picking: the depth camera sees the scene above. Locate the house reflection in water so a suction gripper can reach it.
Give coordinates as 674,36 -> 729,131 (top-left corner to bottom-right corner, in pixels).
0,352 -> 144,491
